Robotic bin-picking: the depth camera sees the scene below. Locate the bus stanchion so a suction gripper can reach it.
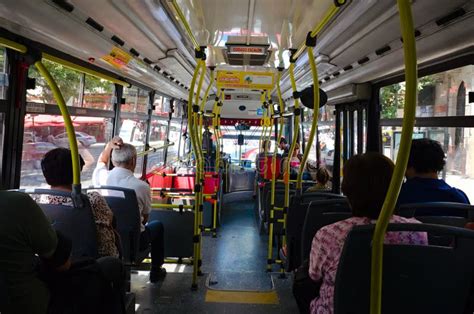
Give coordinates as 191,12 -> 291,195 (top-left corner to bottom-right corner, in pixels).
370,1 -> 417,313
267,74 -> 284,272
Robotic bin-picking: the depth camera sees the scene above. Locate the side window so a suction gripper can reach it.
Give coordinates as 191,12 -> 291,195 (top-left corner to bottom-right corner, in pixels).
380,64 -> 474,201
20,114 -> 113,188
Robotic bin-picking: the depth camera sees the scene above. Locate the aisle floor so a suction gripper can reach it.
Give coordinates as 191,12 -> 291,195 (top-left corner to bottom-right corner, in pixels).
132,191 -> 298,313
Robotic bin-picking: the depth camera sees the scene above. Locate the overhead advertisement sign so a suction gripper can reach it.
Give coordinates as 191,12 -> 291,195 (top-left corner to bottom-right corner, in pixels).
216,70 -> 274,90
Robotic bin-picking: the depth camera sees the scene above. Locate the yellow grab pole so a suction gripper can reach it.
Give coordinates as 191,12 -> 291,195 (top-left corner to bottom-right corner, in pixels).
296,46 -> 319,190
291,1 -> 346,61
35,61 -> 81,187
193,59 -> 207,277
187,59 -> 204,290
267,74 -> 284,271
0,37 -> 27,53
370,1 -> 417,313
170,0 -> 201,51
198,69 -> 214,145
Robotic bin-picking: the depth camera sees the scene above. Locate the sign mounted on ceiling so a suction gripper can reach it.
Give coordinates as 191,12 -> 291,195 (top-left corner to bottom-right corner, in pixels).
228,46 -> 266,55
216,70 -> 274,90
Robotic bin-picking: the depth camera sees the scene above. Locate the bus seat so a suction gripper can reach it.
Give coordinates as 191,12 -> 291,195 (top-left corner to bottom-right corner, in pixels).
173,168 -> 195,190
149,207 -> 194,258
301,199 -> 351,263
286,192 -> 345,271
146,166 -> 173,189
0,272 -> 8,312
397,202 -> 474,220
26,189 -> 99,260
84,186 -> 149,265
334,223 -> 474,314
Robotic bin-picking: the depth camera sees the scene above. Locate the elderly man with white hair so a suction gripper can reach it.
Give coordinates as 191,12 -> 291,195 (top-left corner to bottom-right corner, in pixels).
93,136 -> 166,282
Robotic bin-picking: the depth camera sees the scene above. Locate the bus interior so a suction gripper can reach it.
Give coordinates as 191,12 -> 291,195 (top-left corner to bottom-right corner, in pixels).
1,0 -> 474,313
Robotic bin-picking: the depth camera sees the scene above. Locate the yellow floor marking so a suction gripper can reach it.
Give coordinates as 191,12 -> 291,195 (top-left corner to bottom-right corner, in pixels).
205,289 -> 279,305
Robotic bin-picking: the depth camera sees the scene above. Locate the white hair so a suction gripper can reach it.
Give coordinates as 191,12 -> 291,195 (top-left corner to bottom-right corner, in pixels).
111,143 -> 137,166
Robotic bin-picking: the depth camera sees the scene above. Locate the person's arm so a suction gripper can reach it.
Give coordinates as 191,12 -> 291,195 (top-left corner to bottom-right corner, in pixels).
97,136 -> 124,166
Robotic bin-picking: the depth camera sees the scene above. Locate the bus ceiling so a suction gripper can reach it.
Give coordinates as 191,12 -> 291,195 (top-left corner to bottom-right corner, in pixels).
0,0 -> 472,103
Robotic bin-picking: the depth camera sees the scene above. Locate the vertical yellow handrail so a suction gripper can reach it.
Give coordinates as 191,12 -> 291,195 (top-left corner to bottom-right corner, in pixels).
267,73 -> 285,271
296,46 -> 320,190
370,1 -> 417,313
187,59 -> 204,290
35,61 -> 81,188
198,69 -> 214,145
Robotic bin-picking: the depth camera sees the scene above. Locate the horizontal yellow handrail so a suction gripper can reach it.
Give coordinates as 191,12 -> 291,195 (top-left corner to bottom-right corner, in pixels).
0,37 -> 27,53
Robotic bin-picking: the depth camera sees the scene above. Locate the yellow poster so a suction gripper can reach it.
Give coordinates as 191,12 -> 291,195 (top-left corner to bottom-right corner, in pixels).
216,70 -> 275,90
101,47 -> 132,69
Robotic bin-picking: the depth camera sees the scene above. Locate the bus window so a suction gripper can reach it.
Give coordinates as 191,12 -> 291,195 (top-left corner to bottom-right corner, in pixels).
168,121 -> 182,163
380,65 -> 473,119
83,75 -> 115,110
122,86 -> 149,114
221,126 -> 267,167
380,64 -> 474,201
147,119 -> 168,172
20,114 -> 113,188
27,60 -> 82,106
118,118 -> 147,177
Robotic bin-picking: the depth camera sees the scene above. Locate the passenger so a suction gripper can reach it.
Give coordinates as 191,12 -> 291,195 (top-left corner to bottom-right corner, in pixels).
0,191 -> 125,314
256,139 -> 271,175
307,153 -> 427,314
306,167 -> 331,192
39,148 -> 119,258
398,138 -> 470,206
93,136 -> 167,282
279,137 -> 290,157
281,143 -> 301,179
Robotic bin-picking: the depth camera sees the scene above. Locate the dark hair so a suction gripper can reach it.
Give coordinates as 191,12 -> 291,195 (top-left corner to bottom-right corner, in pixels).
279,137 -> 287,145
41,148 -> 85,186
407,138 -> 445,173
316,167 -> 330,185
341,152 -> 394,219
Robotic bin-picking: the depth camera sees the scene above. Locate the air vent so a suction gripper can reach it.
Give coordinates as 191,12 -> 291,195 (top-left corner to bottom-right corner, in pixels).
129,48 -> 139,57
143,58 -> 152,65
358,57 -> 370,65
375,45 -> 391,56
52,0 -> 74,12
111,35 -> 124,46
343,65 -> 353,71
436,8 -> 466,26
85,17 -> 103,32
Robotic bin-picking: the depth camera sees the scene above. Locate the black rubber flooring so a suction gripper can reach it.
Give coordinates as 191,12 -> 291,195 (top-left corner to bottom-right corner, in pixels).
132,191 -> 298,313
